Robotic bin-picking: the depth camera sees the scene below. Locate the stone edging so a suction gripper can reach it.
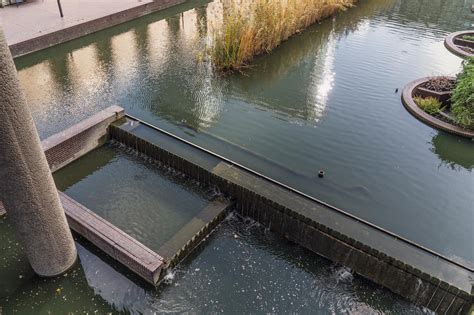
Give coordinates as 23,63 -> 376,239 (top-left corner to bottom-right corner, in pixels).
9,0 -> 187,58
111,117 -> 474,314
444,30 -> 474,58
401,76 -> 474,139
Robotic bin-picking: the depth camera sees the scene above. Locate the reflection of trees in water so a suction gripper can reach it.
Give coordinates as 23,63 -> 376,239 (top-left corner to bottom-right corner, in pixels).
386,0 -> 473,34
431,133 -> 474,170
195,6 -> 208,37
48,54 -> 74,94
228,0 -> 396,121
151,0 -> 397,126
95,38 -> 113,76
140,5 -> 226,131
166,15 -> 182,36
133,23 -> 151,59
187,59 -> 226,128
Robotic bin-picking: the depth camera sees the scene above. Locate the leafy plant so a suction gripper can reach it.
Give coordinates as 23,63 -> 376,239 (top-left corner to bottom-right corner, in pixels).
451,57 -> 474,130
414,96 -> 444,115
208,0 -> 356,72
462,35 -> 474,41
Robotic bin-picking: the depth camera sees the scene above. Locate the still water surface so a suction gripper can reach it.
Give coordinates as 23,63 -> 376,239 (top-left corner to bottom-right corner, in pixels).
54,143 -> 212,250
14,0 -> 474,266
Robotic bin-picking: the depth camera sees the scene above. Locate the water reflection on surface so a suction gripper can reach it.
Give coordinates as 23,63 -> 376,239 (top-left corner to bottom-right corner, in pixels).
54,144 -> 211,250
0,215 -> 430,314
430,133 -> 474,171
13,0 -> 474,270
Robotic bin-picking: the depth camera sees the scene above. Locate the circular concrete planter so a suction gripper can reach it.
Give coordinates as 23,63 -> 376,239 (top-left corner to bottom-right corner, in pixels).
444,31 -> 474,58
401,76 -> 474,139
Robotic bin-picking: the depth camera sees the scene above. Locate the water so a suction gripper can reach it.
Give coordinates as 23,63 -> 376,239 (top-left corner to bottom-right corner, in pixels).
0,215 -> 430,314
14,0 -> 474,267
2,0 -> 472,312
53,143 -> 212,250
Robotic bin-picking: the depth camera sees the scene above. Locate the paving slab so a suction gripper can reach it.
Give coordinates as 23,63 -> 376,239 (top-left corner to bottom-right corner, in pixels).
0,0 -> 186,57
0,0 -> 152,45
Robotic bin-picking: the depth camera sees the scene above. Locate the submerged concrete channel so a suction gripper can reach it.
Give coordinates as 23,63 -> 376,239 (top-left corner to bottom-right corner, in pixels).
1,105 -> 472,313
1,106 -> 473,314
1,106 -> 232,285
109,110 -> 472,314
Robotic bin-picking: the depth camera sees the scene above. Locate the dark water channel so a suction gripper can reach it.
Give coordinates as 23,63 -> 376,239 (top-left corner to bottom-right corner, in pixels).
53,143 -> 212,251
1,214 -> 429,314
1,0 -> 473,313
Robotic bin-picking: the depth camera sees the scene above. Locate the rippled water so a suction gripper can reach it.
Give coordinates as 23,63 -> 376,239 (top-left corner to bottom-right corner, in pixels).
2,0 -> 473,312
14,0 -> 474,267
53,143 -> 211,250
0,214 -> 430,314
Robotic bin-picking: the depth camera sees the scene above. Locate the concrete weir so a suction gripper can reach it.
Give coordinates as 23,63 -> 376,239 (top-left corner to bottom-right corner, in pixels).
0,105 -> 232,285
110,115 -> 473,314
1,106 -> 472,312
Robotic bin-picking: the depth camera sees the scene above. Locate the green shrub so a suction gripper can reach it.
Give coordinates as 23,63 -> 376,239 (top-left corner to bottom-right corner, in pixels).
451,57 -> 474,130
462,35 -> 474,41
414,96 -> 444,115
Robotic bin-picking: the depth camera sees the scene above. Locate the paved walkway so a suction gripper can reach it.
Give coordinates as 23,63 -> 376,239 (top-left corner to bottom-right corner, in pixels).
0,0 -> 154,46
0,0 -> 157,45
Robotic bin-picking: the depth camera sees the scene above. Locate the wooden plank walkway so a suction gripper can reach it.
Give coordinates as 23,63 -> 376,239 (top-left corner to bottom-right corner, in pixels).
60,192 -> 164,285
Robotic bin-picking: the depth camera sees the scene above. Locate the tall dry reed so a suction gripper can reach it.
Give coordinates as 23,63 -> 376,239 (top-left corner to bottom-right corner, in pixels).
208,0 -> 357,72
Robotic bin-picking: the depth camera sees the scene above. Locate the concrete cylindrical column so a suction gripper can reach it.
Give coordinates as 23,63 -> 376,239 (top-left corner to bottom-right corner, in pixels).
0,29 -> 77,276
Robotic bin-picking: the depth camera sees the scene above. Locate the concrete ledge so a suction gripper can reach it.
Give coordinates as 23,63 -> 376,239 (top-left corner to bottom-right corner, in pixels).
1,106 -> 231,285
444,31 -> 474,58
9,0 -> 187,58
401,76 -> 474,139
60,192 -> 164,285
42,105 -> 124,172
158,198 -> 232,268
111,116 -> 473,313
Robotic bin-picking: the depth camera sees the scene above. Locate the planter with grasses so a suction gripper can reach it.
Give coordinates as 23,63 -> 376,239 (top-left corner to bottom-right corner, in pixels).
444,30 -> 474,58
401,68 -> 474,138
204,0 -> 357,72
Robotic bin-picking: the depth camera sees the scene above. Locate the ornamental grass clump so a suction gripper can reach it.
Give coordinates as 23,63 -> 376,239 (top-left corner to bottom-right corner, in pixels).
209,0 -> 357,72
451,57 -> 474,130
413,96 -> 444,115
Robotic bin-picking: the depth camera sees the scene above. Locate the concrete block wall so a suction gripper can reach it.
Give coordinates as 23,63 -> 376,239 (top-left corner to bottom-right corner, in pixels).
42,105 -> 124,172
110,123 -> 473,314
9,0 -> 187,58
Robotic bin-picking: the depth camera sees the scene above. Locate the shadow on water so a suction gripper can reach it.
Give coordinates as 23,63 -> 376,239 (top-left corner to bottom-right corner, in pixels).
431,132 -> 474,171
0,214 -> 429,314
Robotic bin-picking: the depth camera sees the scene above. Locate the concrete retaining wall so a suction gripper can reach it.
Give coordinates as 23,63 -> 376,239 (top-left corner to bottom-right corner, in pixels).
9,0 -> 187,58
110,120 -> 473,314
43,105 -> 125,172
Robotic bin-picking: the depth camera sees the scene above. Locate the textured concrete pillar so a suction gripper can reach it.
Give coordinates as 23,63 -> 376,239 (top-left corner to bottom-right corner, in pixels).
0,29 -> 77,276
